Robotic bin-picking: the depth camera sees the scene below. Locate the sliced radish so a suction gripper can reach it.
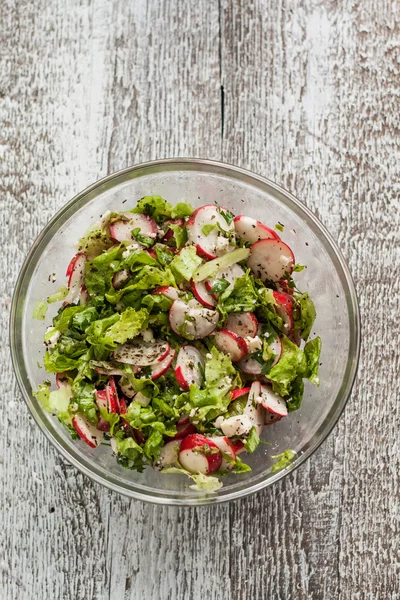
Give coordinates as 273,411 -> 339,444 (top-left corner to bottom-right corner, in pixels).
79,285 -> 89,306
231,387 -> 251,401
219,414 -> 253,437
175,345 -> 205,390
112,269 -> 130,289
163,218 -> 185,242
186,204 -> 234,259
269,337 -> 282,366
119,397 -> 127,414
95,389 -> 110,432
209,436 -> 237,471
152,286 -> 180,301
205,263 -> 245,295
273,291 -> 295,333
178,434 -> 222,474
265,412 -> 282,425
55,373 -> 70,389
231,440 -> 246,455
151,347 -> 176,380
234,215 -> 280,244
106,377 -> 120,413
174,422 -> 196,439
147,248 -> 157,260
190,280 -> 216,309
244,381 -> 265,436
114,340 -> 170,366
109,212 -> 157,242
169,300 -> 219,339
72,414 -> 103,448
65,252 -> 86,304
214,329 -> 248,362
177,415 -> 190,426
259,384 -> 288,417
237,354 -> 262,375
225,312 -> 258,337
248,239 -> 295,282
154,439 -> 182,471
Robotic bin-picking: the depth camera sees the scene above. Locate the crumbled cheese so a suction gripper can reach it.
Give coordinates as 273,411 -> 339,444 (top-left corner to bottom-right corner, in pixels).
245,335 -> 262,353
142,328 -> 154,343
122,242 -> 142,258
214,416 -> 224,428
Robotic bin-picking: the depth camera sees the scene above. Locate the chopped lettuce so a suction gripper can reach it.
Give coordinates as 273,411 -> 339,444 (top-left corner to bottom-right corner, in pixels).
33,300 -> 48,320
47,286 -> 69,304
132,196 -> 193,223
244,426 -> 260,453
161,466 -> 223,492
294,292 -> 316,340
271,449 -> 296,473
170,246 -> 202,281
33,382 -> 72,423
304,336 -> 321,385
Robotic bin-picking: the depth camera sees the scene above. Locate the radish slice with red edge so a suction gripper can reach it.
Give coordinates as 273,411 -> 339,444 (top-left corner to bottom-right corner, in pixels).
230,440 -> 246,455
273,291 -> 295,333
65,252 -> 86,304
154,439 -> 182,471
175,345 -> 205,391
209,436 -> 237,471
244,381 -> 265,436
95,389 -> 110,432
265,412 -> 282,425
151,348 -> 176,380
190,280 -> 216,309
55,373 -> 70,389
231,387 -> 251,401
269,337 -> 282,366
113,340 -> 170,366
173,422 -> 196,440
225,312 -> 258,338
248,238 -> 295,282
234,215 -> 280,244
106,377 -> 120,413
178,434 -> 222,474
152,286 -> 179,301
259,384 -> 288,417
214,329 -> 248,362
72,414 -> 104,448
169,300 -> 219,339
109,212 -> 157,242
186,204 -> 234,259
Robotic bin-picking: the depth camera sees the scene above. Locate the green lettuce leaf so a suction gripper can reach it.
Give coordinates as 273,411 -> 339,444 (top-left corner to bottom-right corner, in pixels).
244,426 -> 260,453
167,223 -> 188,249
33,300 -> 48,320
304,336 -> 321,385
170,202 -> 194,218
268,337 -> 307,397
170,246 -> 202,281
294,292 -> 316,340
132,196 -> 172,223
47,286 -> 69,304
161,467 -> 223,492
218,271 -> 258,315
271,449 -> 296,473
143,430 -> 164,461
33,383 -> 72,423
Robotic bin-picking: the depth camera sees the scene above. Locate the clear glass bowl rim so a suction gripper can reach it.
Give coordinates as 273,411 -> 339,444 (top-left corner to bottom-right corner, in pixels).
10,158 -> 361,506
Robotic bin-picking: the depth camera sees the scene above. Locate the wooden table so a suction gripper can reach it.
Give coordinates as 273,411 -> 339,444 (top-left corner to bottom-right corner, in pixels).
1,1 -> 399,598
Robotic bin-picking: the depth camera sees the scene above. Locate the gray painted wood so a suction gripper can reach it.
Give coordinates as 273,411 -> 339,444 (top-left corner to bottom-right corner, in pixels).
0,0 -> 399,599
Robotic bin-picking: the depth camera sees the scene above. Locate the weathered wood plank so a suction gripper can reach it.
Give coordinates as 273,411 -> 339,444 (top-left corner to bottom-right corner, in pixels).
221,0 -> 400,598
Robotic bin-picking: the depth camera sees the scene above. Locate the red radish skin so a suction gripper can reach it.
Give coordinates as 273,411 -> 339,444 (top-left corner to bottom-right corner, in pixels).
225,312 -> 258,338
231,387 -> 251,401
72,414 -> 103,448
248,239 -> 295,282
179,434 -> 222,474
151,348 -> 176,380
163,218 -> 185,242
106,377 -> 120,413
119,397 -> 127,414
175,346 -> 205,390
234,215 -> 280,244
154,439 -> 182,471
79,285 -> 89,306
109,212 -> 157,242
209,436 -> 237,471
259,384 -> 288,417
231,440 -> 246,455
169,300 -> 219,339
65,253 -> 86,304
273,291 -> 295,333
173,422 -> 196,440
214,329 -> 248,362
177,415 -> 190,426
186,204 -> 234,259
190,280 -> 216,309
55,373 -> 70,389
152,286 -> 180,301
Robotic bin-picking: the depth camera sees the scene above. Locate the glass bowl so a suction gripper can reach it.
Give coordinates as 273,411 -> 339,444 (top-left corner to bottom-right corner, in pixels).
10,158 -> 360,505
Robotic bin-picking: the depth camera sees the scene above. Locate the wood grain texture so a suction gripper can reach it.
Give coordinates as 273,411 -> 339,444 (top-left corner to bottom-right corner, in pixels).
1,0 -> 399,599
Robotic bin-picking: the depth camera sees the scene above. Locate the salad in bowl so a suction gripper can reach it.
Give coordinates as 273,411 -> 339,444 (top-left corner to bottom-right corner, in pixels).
34,196 -> 321,491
